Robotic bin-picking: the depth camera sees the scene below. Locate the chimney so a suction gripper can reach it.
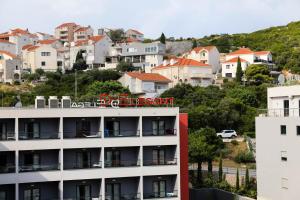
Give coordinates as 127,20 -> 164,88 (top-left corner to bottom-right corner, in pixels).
35,96 -> 45,108
61,96 -> 71,108
48,96 -> 59,108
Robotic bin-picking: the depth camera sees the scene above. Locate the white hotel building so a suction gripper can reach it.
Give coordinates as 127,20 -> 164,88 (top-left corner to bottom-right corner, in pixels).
0,97 -> 188,200
256,85 -> 300,200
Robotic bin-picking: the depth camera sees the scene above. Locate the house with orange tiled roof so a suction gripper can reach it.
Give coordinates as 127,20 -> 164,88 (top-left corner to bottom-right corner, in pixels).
74,26 -> 94,42
221,47 -> 275,78
183,46 -> 221,74
125,29 -> 144,42
35,32 -> 54,40
54,22 -> 79,43
0,50 -> 21,83
151,57 -> 213,87
118,72 -> 171,97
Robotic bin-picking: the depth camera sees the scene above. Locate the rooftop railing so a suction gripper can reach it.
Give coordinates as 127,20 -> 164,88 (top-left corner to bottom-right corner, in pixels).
258,108 -> 300,117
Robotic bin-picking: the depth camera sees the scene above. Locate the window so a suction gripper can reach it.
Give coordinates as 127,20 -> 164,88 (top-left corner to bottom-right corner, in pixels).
225,73 -> 232,78
106,183 -> 120,200
152,120 -> 165,135
281,151 -> 287,161
226,65 -> 230,69
281,125 -> 286,135
24,188 -> 40,200
41,61 -> 46,66
153,149 -> 165,165
106,150 -> 120,167
284,100 -> 289,117
76,151 -> 91,168
77,185 -> 91,200
202,52 -> 206,56
41,52 -> 50,56
153,180 -> 166,198
281,178 -> 288,189
297,126 -> 300,135
0,191 -> 6,200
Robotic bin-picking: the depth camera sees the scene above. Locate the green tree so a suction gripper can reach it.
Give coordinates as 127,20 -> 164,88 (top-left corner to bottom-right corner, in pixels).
85,81 -> 130,98
236,169 -> 240,191
160,33 -> 166,44
236,57 -> 243,83
245,64 -> 272,84
116,61 -> 135,72
245,167 -> 250,189
108,29 -> 125,43
73,50 -> 88,71
218,154 -> 223,182
192,39 -> 198,48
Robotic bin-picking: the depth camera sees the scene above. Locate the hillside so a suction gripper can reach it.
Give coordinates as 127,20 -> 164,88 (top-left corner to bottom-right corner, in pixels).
196,21 -> 300,73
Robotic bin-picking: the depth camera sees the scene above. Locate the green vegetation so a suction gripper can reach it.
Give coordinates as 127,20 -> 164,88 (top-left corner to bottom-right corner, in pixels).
234,151 -> 255,164
160,32 -> 166,44
197,21 -> 300,72
73,50 -> 88,71
108,29 -> 125,43
116,61 -> 135,72
235,57 -> 242,83
245,64 -> 273,84
236,169 -> 240,190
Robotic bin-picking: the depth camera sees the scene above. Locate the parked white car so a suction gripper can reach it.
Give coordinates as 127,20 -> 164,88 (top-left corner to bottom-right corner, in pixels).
217,130 -> 237,138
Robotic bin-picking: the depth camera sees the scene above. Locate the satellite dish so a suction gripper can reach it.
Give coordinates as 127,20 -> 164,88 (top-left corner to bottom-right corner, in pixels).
278,74 -> 285,85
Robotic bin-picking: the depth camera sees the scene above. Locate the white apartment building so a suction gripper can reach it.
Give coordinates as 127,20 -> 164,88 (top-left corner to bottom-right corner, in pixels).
183,46 -> 221,74
35,32 -> 54,41
70,35 -> 112,69
0,50 -> 21,83
0,96 -> 189,200
55,23 -> 79,43
74,26 -> 94,42
125,29 -> 144,42
152,57 -> 213,88
0,39 -> 17,55
118,72 -> 171,98
256,85 -> 300,200
221,57 -> 250,78
105,42 -> 165,72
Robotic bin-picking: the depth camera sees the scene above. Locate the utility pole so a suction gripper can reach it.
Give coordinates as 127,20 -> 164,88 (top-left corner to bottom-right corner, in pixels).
75,69 -> 77,102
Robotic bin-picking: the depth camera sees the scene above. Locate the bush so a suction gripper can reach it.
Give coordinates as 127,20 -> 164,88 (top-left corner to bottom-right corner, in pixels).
234,151 -> 255,163
231,140 -> 238,145
244,131 -> 255,138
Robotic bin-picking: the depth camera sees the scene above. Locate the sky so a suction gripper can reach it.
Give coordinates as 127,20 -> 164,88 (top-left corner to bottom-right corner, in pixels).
1,0 -> 300,39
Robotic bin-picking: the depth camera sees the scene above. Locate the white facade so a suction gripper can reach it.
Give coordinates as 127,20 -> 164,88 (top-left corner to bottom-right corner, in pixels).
125,29 -> 144,42
0,51 -> 21,83
256,85 -> 300,200
0,102 -> 182,200
74,26 -> 94,42
0,40 -> 17,55
221,58 -> 250,78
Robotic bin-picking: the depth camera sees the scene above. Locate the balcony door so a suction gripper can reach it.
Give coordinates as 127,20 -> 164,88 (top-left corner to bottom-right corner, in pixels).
0,154 -> 7,172
106,150 -> 120,167
106,121 -> 120,136
76,119 -> 91,137
0,123 -> 7,140
153,180 -> 166,198
76,151 -> 91,168
284,100 -> 289,117
153,149 -> 165,165
76,184 -> 91,200
0,191 -> 6,200
25,121 -> 40,139
23,153 -> 40,170
152,120 -> 165,135
106,183 -> 121,200
24,188 -> 40,200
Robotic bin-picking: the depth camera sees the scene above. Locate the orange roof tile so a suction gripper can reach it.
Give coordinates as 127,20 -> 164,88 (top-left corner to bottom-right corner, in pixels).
38,39 -> 57,45
22,44 -> 34,50
0,50 -> 17,59
126,72 -> 171,82
56,22 -> 77,29
153,58 -> 211,70
127,29 -> 143,35
90,35 -> 105,42
27,45 -> 40,51
255,51 -> 270,55
0,39 -> 15,44
228,48 -> 254,55
223,57 -> 248,63
75,27 -> 90,33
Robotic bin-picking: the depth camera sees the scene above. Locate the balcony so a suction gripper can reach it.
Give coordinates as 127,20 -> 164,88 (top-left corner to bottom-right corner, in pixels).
105,177 -> 140,200
258,108 -> 300,117
0,119 -> 15,140
142,117 -> 176,136
19,150 -> 59,173
105,147 -> 140,168
104,117 -> 139,138
63,179 -> 101,200
143,175 -> 178,199
143,146 -> 177,166
0,151 -> 15,173
0,184 -> 15,200
19,181 -> 59,200
64,148 -> 102,170
64,117 -> 101,139
19,118 -> 60,140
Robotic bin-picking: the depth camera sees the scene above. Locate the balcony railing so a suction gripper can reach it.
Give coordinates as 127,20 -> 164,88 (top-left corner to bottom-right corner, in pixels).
258,108 -> 300,117
19,131 -> 60,140
0,165 -> 15,173
63,131 -> 102,139
105,160 -> 140,168
19,164 -> 60,172
143,190 -> 178,199
105,193 -> 140,200
0,132 -> 15,140
104,130 -> 140,138
64,161 -> 102,170
142,129 -> 177,136
143,158 -> 177,166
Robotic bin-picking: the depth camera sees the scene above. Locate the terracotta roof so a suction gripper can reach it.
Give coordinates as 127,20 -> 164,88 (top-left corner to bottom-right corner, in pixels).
126,72 -> 171,82
0,39 -> 15,44
255,51 -> 270,55
75,27 -> 90,33
191,46 -> 215,53
27,45 -> 40,51
90,35 -> 105,42
56,22 -> 77,29
22,44 -> 34,50
228,48 -> 254,55
153,58 -> 211,70
127,29 -> 143,35
38,39 -> 57,45
126,38 -> 140,43
0,50 -> 17,59
223,57 -> 248,63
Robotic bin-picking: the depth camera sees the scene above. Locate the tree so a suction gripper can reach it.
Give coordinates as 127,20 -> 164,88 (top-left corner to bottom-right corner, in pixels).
108,29 -> 125,43
218,154 -> 223,182
192,39 -> 198,48
73,50 -> 88,71
245,167 -> 250,189
160,33 -> 166,44
116,61 -> 135,72
245,64 -> 273,84
85,81 -> 130,98
236,169 -> 240,190
236,57 -> 243,83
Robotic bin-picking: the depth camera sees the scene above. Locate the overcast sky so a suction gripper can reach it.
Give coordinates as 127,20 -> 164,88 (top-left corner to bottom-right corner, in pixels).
1,0 -> 300,39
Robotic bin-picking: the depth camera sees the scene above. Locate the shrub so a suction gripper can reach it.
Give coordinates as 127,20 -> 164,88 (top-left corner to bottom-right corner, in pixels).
244,131 -> 255,138
231,140 -> 238,145
234,151 -> 255,163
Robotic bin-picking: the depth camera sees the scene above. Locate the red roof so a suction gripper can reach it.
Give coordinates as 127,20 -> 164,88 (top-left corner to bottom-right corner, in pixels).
22,44 -> 34,50
126,72 -> 171,82
27,45 -> 40,51
90,35 -> 105,42
75,27 -> 91,33
191,46 -> 215,53
0,39 -> 14,44
223,57 -> 248,63
228,48 -> 254,55
0,50 -> 17,59
38,39 -> 57,45
153,58 -> 211,70
255,51 -> 270,55
127,29 -> 143,35
56,22 -> 77,29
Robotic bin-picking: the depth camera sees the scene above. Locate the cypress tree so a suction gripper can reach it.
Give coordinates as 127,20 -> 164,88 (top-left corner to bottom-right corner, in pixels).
245,167 -> 250,189
236,57 -> 243,83
218,155 -> 223,182
236,169 -> 240,190
192,39 -> 197,48
160,33 -> 166,44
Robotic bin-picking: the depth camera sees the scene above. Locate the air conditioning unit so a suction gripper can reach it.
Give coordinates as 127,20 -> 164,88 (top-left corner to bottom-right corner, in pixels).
49,96 -> 59,108
35,96 -> 45,108
62,96 -> 71,108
